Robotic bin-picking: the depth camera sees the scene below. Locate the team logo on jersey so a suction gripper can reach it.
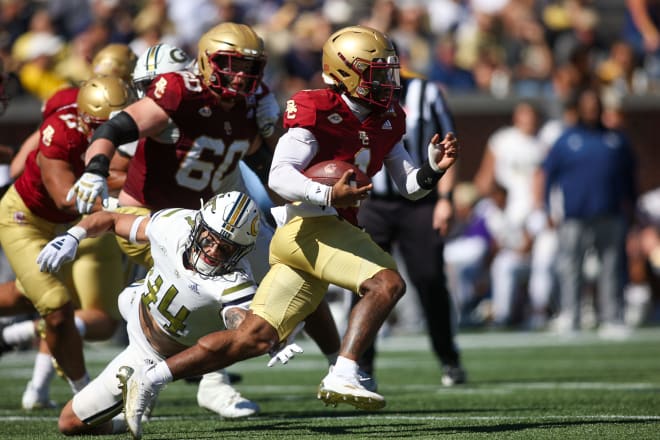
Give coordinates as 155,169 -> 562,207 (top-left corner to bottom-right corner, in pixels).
188,282 -> 200,294
358,131 -> 369,145
285,99 -> 297,119
199,106 -> 212,117
224,121 -> 232,135
42,125 -> 55,146
381,120 -> 392,130
327,113 -> 342,124
154,76 -> 168,99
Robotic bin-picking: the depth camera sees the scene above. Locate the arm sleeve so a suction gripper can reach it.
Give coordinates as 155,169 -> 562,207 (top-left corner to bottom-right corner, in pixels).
268,127 -> 332,204
385,142 -> 433,200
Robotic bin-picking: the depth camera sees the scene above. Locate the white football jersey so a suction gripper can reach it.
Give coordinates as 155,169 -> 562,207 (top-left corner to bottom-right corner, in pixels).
141,207 -> 256,346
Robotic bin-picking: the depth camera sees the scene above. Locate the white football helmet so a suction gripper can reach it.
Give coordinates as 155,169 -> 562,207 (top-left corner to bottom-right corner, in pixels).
132,43 -> 193,97
187,191 -> 260,277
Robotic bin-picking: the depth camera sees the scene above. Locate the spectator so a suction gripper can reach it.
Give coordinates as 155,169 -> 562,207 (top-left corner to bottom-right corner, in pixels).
538,87 -> 638,339
623,0 -> 660,85
474,101 -> 551,327
428,34 -> 477,94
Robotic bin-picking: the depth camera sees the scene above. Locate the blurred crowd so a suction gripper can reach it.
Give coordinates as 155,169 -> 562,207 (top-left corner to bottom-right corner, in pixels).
1,0 -> 660,337
2,0 -> 660,104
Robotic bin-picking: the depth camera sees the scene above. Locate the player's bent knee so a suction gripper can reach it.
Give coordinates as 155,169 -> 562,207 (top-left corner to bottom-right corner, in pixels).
365,269 -> 406,303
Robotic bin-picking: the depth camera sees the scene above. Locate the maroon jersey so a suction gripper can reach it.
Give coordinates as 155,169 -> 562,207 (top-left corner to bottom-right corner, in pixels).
122,71 -> 260,210
283,88 -> 406,225
41,87 -> 79,119
14,108 -> 87,223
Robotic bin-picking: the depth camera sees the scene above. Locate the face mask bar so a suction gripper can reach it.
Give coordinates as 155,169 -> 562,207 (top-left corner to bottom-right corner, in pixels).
207,51 -> 265,98
354,55 -> 401,109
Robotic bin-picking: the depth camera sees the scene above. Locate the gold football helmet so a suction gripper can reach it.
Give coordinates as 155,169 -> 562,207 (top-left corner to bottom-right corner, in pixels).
91,44 -> 138,81
197,22 -> 266,98
77,76 -> 136,128
322,25 -> 400,109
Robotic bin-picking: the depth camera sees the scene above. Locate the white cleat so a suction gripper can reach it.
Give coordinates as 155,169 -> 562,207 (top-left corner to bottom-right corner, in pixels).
117,365 -> 162,440
197,371 -> 259,418
317,367 -> 386,410
21,380 -> 57,410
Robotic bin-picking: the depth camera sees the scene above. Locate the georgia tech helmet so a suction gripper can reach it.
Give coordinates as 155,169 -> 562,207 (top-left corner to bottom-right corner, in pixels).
322,25 -> 401,109
197,22 -> 266,99
91,44 -> 138,81
132,43 -> 193,97
187,191 -> 260,277
77,76 -> 136,128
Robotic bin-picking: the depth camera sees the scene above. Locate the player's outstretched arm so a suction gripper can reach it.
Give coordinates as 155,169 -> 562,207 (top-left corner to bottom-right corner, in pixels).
37,211 -> 149,273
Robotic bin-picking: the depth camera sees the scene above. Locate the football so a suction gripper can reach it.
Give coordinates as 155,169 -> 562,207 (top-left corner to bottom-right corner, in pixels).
303,160 -> 371,187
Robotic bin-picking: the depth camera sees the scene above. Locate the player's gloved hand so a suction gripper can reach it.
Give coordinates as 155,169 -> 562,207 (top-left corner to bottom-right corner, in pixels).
255,92 -> 279,138
37,232 -> 82,272
267,322 -> 304,367
66,172 -> 109,214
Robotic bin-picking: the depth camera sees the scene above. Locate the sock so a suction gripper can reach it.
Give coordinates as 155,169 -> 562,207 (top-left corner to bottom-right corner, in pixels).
110,414 -> 127,434
30,352 -> 56,391
333,356 -> 358,378
2,320 -> 37,346
325,351 -> 338,365
146,361 -> 173,388
74,316 -> 86,338
68,372 -> 90,394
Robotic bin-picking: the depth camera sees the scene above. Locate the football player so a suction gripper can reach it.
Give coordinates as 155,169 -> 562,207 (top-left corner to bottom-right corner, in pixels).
36,191 -> 292,435
114,24 -> 458,438
0,76 -> 135,408
67,23 -> 352,423
9,43 -> 138,181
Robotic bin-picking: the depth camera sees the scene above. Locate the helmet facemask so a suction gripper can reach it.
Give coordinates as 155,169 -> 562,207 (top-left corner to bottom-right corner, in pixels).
205,50 -> 265,99
188,214 -> 254,277
351,56 -> 401,109
322,25 -> 402,111
185,192 -> 260,277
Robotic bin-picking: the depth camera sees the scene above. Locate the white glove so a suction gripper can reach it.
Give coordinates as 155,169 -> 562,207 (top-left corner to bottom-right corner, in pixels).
255,92 -> 279,138
267,321 -> 304,367
66,172 -> 109,214
37,233 -> 81,272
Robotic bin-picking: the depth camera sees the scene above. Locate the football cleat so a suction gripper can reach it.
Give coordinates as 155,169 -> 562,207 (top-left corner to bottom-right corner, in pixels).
357,369 -> 378,393
21,380 -> 57,410
117,365 -> 162,440
197,371 -> 259,418
441,364 -> 467,387
317,367 -> 386,410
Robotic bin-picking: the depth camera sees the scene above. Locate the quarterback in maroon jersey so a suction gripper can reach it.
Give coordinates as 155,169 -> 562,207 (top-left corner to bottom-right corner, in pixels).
115,25 -> 459,439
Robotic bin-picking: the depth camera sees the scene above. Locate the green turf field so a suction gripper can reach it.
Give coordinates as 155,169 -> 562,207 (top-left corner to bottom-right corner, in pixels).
1,327 -> 659,439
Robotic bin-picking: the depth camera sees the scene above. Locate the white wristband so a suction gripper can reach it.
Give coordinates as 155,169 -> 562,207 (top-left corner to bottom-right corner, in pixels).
129,216 -> 146,243
66,225 -> 87,242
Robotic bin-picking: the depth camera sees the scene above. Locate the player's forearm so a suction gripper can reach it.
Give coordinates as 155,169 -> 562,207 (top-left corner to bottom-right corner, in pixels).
75,211 -> 119,237
84,139 -> 116,164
